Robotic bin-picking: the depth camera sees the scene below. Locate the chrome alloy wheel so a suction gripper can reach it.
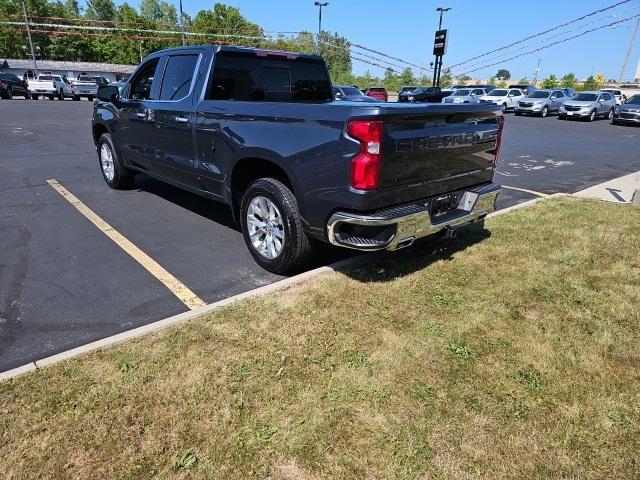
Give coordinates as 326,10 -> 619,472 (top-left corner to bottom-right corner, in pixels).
100,143 -> 115,182
246,195 -> 285,259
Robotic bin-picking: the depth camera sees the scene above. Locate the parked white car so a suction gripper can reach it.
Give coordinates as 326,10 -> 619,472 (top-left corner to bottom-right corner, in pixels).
479,88 -> 524,110
442,87 -> 488,104
28,74 -> 74,100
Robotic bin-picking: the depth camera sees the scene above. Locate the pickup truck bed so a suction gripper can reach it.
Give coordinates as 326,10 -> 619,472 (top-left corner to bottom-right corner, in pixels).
92,45 -> 503,273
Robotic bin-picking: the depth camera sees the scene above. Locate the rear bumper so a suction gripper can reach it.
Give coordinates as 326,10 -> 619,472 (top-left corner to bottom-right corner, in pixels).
327,182 -> 501,251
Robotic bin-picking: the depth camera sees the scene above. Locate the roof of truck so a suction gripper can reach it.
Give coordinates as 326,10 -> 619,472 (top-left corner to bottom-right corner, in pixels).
146,45 -> 323,61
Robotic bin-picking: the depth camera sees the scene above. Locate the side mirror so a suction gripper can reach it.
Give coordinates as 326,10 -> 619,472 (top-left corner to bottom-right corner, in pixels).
97,85 -> 119,103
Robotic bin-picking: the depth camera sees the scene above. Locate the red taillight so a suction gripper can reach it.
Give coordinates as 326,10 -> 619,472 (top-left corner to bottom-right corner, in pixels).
347,120 -> 383,190
0,80 -> 5,88
494,116 -> 505,165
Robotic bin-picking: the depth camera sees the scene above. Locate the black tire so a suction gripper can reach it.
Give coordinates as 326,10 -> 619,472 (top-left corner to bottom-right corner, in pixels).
32,94 -> 39,100
58,90 -> 64,100
6,88 -> 13,100
240,178 -> 313,274
540,106 -> 548,118
514,111 -> 522,116
587,109 -> 596,122
24,91 -> 31,99
607,108 -> 614,120
97,133 -> 135,190
73,95 -> 80,101
87,95 -> 94,102
48,95 -> 54,100
558,114 -> 565,120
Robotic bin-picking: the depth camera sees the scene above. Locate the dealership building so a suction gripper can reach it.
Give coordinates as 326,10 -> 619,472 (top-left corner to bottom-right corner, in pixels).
0,58 -> 137,81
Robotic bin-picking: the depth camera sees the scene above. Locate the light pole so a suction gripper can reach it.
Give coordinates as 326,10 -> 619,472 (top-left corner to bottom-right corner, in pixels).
432,7 -> 450,86
314,2 -> 329,54
21,0 -> 38,75
179,0 -> 186,46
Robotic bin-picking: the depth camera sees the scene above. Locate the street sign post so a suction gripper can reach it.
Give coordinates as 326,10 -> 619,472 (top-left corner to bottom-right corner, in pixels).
433,29 -> 448,56
432,29 -> 448,86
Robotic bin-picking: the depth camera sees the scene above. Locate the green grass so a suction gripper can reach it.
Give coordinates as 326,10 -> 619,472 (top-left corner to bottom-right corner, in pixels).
1,196 -> 639,479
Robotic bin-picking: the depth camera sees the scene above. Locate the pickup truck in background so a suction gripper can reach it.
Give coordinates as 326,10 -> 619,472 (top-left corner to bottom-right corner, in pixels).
92,45 -> 503,273
28,74 -> 74,100
397,86 -> 451,103
71,75 -> 110,101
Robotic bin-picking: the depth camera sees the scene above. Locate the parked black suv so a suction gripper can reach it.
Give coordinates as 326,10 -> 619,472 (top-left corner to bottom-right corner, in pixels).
0,73 -> 31,99
93,45 -> 503,273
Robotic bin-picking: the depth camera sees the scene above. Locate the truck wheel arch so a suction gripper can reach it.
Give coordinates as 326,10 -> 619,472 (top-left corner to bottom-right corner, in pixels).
229,157 -> 298,221
92,123 -> 109,146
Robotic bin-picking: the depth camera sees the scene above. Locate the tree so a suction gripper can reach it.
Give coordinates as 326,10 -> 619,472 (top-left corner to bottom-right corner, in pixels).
140,0 -> 177,24
561,73 -> 577,88
85,0 -> 116,20
542,74 -> 558,89
398,67 -> 415,87
581,76 -> 598,91
439,67 -> 452,87
496,68 -> 511,80
458,75 -> 472,82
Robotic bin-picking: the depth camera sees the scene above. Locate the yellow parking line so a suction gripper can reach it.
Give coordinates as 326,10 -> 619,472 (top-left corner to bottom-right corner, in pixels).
502,185 -> 549,198
47,179 -> 206,310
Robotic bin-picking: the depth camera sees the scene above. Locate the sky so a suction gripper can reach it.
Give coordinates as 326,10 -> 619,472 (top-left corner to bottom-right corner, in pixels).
130,0 -> 640,81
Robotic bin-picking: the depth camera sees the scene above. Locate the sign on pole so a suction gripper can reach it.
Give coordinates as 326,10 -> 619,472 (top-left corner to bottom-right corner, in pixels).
433,29 -> 448,56
595,73 -> 605,85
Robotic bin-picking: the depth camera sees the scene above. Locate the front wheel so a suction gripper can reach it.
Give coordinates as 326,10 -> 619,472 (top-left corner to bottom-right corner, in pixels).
588,110 -> 596,122
540,106 -> 548,118
87,95 -> 94,102
514,111 -> 522,116
240,178 -> 313,274
97,133 -> 135,190
58,90 -> 64,100
73,95 -> 80,101
31,94 -> 38,100
24,91 -> 31,99
6,88 -> 13,99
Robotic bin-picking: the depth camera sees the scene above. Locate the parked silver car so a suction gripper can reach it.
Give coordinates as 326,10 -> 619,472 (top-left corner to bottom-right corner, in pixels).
610,93 -> 640,125
442,87 -> 488,104
559,91 -> 617,121
514,89 -> 568,117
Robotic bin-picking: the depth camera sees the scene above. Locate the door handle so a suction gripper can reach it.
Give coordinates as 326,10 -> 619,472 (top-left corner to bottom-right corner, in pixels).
136,112 -> 147,119
175,116 -> 189,123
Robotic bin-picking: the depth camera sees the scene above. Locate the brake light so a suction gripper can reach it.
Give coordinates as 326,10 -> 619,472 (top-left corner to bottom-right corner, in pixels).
494,116 -> 505,165
0,80 -> 5,88
347,120 -> 383,190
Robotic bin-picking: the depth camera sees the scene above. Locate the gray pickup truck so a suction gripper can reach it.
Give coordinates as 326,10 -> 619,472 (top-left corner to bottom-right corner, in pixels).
92,45 -> 503,273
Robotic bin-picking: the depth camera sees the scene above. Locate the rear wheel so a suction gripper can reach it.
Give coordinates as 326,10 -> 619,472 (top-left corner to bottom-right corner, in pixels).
58,90 -> 64,100
6,88 -> 13,99
48,94 -> 54,100
97,133 -> 135,190
607,108 -> 614,120
31,94 -> 38,100
87,95 -> 94,102
514,111 -> 522,116
540,106 -> 548,118
73,95 -> 80,101
24,91 -> 31,99
240,178 -> 313,274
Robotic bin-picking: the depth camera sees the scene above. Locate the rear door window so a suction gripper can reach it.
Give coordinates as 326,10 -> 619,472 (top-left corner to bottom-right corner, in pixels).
159,54 -> 199,101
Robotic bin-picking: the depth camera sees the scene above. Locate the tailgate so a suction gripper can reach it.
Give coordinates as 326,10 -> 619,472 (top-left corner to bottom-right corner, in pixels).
377,105 -> 501,204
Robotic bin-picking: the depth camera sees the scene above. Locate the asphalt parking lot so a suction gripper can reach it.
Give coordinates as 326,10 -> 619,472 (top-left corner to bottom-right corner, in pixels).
1,99 -> 639,372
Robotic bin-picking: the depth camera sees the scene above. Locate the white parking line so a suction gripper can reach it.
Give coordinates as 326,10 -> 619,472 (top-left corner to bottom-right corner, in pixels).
47,179 -> 206,310
502,185 -> 549,197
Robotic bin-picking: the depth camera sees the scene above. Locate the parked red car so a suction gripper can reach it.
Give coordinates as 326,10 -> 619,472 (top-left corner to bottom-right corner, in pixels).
366,87 -> 388,102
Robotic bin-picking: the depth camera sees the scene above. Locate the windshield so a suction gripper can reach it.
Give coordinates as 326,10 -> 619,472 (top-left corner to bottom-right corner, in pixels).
341,87 -> 362,96
453,89 -> 470,96
78,76 -> 94,81
411,87 -> 427,94
528,91 -> 550,98
488,89 -> 508,96
602,90 -> 621,95
573,93 -> 598,101
37,75 -> 57,81
625,94 -> 640,104
401,86 -> 416,92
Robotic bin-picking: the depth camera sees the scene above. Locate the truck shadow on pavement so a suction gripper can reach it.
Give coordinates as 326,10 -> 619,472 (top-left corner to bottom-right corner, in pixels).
337,223 -> 491,283
134,176 -> 239,230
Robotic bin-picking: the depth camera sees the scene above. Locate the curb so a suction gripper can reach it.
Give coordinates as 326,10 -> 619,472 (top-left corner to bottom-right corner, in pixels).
0,192 -> 566,382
